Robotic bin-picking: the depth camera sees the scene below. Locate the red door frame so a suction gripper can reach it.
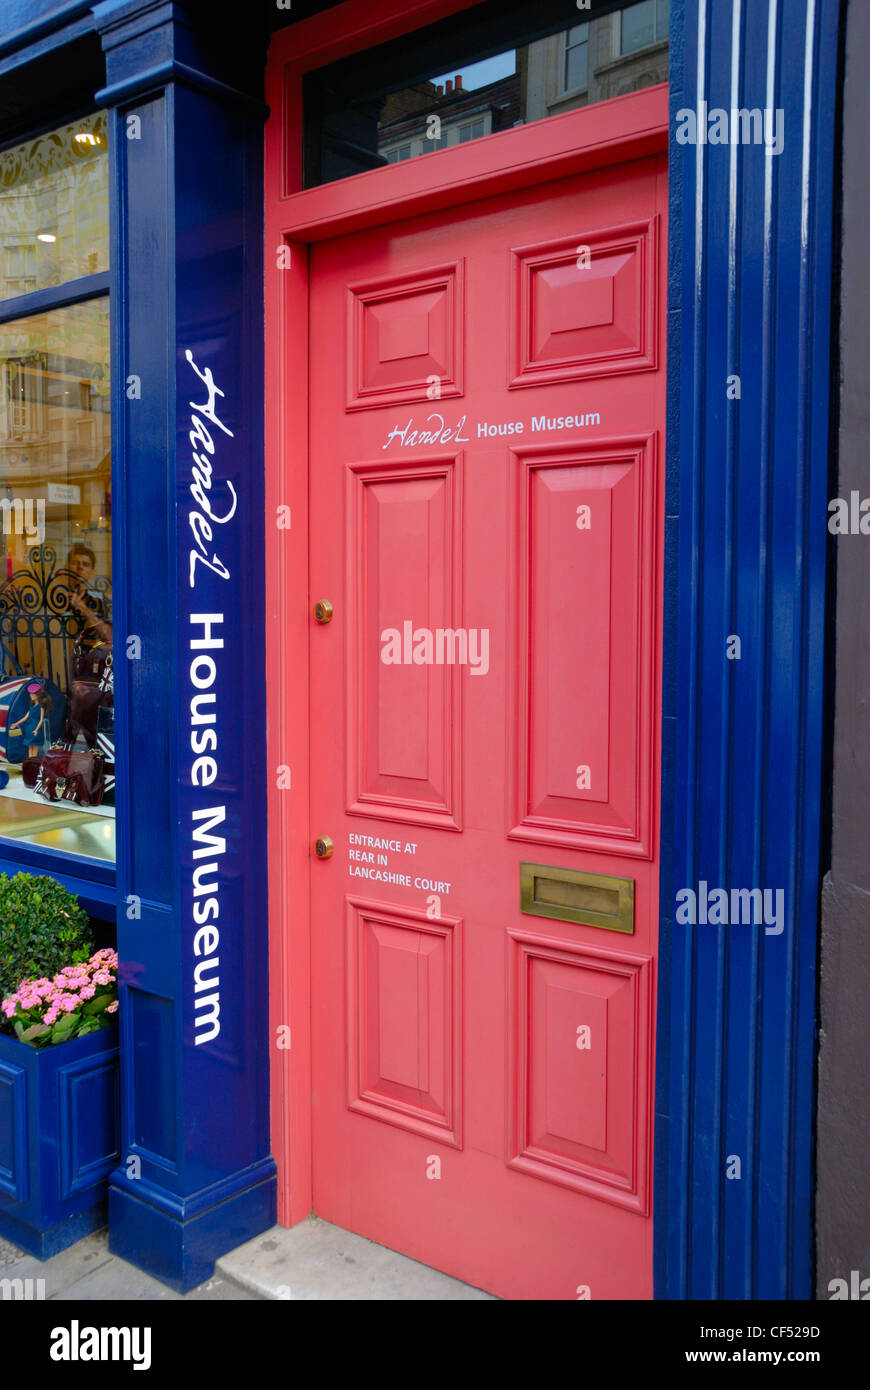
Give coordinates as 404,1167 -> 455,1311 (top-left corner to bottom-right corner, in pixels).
264,0 -> 668,1228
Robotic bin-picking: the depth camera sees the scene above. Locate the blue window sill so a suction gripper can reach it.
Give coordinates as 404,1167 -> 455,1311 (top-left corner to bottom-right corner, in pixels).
0,838 -> 115,918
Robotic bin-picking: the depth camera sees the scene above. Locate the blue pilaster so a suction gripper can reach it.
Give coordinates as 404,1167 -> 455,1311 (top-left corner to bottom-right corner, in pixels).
92,0 -> 275,1292
656,0 -> 840,1299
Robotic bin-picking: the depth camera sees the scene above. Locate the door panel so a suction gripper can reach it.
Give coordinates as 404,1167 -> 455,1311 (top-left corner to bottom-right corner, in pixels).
309,153 -> 666,1300
511,436 -> 657,854
346,457 -> 462,826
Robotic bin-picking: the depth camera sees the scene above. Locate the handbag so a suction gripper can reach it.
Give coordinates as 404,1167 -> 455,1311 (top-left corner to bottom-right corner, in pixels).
66,643 -> 113,747
22,746 -> 106,807
71,639 -> 113,685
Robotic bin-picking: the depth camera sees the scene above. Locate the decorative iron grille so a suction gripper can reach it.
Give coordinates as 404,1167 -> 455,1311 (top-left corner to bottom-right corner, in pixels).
0,543 -> 111,691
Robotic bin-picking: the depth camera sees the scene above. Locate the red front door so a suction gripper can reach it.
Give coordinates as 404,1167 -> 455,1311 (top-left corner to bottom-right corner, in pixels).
308,149 -> 666,1300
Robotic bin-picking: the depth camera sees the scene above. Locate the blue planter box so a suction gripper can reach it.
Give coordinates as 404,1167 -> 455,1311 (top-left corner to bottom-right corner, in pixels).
0,1026 -> 120,1258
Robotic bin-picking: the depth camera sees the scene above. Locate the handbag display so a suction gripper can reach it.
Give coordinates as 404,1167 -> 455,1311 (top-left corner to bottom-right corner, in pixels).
67,679 -> 112,746
2,640 -> 113,809
67,642 -> 113,749
71,639 -> 113,685
21,746 -> 106,807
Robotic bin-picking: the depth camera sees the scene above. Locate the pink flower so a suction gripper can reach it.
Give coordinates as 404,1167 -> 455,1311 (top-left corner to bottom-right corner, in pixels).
44,1008 -> 59,1025
106,1001 -> 118,1014
93,971 -> 112,986
80,985 -> 96,999
60,997 -> 79,1013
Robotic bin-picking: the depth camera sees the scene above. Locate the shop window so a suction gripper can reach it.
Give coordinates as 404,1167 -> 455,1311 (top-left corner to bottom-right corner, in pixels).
618,0 -> 669,56
4,244 -> 37,299
303,1 -> 669,186
561,23 -> 589,95
459,117 -> 487,142
1,356 -> 47,440
0,113 -> 113,864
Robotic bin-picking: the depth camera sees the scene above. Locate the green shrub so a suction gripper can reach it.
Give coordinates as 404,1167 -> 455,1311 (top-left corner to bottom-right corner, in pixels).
0,873 -> 93,1005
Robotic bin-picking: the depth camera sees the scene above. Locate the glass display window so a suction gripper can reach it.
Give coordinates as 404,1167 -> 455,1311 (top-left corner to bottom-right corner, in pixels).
0,113 -> 108,303
0,116 -> 112,863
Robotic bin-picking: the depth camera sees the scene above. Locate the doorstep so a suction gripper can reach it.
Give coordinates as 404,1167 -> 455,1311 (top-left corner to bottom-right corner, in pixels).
217,1216 -> 496,1300
0,1220 -> 495,1299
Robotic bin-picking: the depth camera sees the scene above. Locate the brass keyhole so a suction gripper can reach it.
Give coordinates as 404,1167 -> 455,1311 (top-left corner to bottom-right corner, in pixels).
314,599 -> 334,624
314,835 -> 334,859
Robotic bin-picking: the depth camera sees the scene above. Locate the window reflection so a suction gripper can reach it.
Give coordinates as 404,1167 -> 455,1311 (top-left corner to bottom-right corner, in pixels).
619,0 -> 670,56
309,3 -> 669,185
564,25 -> 590,95
0,113 -> 108,303
0,300 -> 113,862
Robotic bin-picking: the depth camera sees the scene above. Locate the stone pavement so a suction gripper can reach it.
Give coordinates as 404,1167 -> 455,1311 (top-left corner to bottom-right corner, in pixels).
0,1230 -> 250,1301
0,1217 -> 495,1300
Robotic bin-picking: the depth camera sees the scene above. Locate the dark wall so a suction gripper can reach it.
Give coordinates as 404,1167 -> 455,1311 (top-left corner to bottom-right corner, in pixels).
816,0 -> 870,1300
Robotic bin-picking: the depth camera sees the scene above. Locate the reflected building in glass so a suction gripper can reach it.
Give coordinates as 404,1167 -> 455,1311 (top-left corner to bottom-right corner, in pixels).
0,113 -> 113,862
374,3 -> 670,169
307,1 -> 669,181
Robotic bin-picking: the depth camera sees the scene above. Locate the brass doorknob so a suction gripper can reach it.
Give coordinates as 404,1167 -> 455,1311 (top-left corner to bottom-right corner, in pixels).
314,835 -> 334,859
314,599 -> 333,624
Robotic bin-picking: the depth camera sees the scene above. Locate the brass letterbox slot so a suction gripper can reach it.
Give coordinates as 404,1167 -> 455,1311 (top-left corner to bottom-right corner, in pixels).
520,862 -> 634,934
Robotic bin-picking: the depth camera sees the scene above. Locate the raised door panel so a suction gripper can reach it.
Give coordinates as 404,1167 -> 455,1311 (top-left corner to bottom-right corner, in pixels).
510,437 -> 656,857
346,897 -> 462,1147
509,220 -> 657,387
346,457 -> 463,829
507,930 -> 651,1213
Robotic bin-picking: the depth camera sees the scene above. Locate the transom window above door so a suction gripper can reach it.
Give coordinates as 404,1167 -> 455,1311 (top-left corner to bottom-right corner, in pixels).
302,0 -> 669,187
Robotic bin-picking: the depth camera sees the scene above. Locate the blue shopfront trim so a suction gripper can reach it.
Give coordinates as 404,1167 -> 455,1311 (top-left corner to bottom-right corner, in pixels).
0,1026 -> 120,1258
0,0 -> 274,1289
0,3 -> 95,66
656,0 -> 841,1299
92,0 -> 276,1290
